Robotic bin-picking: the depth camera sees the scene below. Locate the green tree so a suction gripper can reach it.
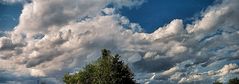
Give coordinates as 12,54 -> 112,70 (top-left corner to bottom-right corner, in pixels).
63,49 -> 136,84
228,77 -> 239,84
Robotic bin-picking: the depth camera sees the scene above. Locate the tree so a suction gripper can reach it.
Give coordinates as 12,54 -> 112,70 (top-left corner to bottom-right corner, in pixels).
213,81 -> 223,84
212,77 -> 239,84
228,77 -> 239,84
63,49 -> 136,84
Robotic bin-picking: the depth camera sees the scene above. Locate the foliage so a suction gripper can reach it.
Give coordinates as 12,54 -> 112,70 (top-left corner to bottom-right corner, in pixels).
63,49 -> 136,84
213,81 -> 223,84
212,77 -> 239,84
228,77 -> 239,84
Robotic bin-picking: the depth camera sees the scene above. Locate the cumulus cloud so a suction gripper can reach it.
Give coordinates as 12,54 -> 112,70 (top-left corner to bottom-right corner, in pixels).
15,0 -> 144,37
0,0 -> 239,84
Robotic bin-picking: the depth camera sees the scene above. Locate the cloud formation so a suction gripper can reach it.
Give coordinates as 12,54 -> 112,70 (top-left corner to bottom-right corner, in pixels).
0,0 -> 239,84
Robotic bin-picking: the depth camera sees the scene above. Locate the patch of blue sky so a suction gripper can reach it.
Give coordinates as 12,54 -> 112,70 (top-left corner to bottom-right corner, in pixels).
120,0 -> 215,33
0,3 -> 23,31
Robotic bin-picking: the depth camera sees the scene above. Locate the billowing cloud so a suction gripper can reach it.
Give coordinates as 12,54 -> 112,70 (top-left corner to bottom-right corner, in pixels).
15,0 -> 144,37
0,0 -> 239,84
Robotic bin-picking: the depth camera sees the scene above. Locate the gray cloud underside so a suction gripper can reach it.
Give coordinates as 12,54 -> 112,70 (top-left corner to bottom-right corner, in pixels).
0,0 -> 239,84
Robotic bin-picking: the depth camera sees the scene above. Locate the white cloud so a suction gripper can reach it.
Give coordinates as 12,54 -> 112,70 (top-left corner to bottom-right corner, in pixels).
1,0 -> 239,84
14,0 -> 145,37
218,64 -> 238,76
30,69 -> 46,77
161,66 -> 179,76
151,19 -> 185,40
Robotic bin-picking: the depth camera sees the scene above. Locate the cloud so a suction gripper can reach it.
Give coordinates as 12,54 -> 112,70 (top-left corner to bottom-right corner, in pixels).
218,64 -> 238,76
30,69 -> 46,77
0,37 -> 14,50
161,66 -> 179,76
0,0 -> 239,84
151,19 -> 185,40
14,0 -> 144,37
0,0 -> 31,4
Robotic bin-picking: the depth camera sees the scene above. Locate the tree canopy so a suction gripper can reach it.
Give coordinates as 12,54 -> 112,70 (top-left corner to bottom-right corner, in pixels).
228,77 -> 239,84
213,77 -> 239,84
63,49 -> 136,84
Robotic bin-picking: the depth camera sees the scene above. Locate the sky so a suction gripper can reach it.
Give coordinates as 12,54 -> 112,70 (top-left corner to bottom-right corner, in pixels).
0,0 -> 215,32
0,3 -> 22,31
0,0 -> 239,84
120,0 -> 215,33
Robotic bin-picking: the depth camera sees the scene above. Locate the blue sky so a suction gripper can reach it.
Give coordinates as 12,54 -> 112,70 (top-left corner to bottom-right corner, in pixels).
0,0 -> 214,32
120,0 -> 215,33
0,3 -> 22,31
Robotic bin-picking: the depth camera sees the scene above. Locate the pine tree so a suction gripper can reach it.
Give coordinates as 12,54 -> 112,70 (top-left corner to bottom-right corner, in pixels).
63,49 -> 136,84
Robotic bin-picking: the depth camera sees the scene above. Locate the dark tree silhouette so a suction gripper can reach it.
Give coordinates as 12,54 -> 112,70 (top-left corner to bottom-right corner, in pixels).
212,77 -> 239,84
213,81 -> 223,84
228,77 -> 239,84
63,49 -> 136,84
